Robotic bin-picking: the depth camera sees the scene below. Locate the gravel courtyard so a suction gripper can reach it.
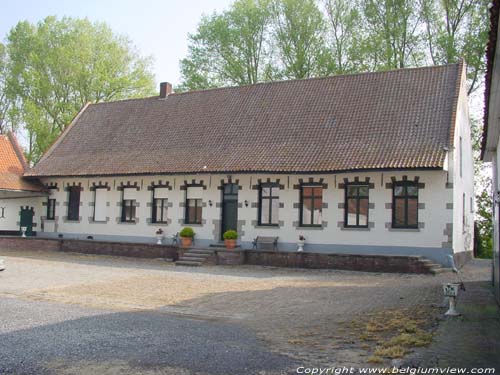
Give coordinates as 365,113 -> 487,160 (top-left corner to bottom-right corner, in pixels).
0,247 -> 491,374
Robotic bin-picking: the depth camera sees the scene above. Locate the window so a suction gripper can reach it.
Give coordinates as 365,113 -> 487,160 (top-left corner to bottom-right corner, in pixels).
93,188 -> 107,222
259,184 -> 279,225
46,198 -> 56,220
185,186 -> 203,224
152,188 -> 169,224
67,186 -> 80,221
121,188 -> 137,223
392,182 -> 418,228
459,136 -> 463,178
344,184 -> 369,227
300,186 -> 323,226
462,193 -> 466,229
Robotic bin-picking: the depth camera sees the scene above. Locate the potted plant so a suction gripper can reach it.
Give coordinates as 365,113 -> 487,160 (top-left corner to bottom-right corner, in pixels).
223,230 -> 238,249
179,227 -> 195,248
156,228 -> 164,245
297,235 -> 306,252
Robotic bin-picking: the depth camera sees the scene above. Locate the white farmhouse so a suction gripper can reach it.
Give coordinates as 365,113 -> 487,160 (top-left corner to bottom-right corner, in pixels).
1,63 -> 474,268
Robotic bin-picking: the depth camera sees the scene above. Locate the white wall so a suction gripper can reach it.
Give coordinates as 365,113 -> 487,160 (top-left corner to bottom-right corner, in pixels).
449,66 -> 475,255
37,170 -> 453,257
0,197 -> 43,232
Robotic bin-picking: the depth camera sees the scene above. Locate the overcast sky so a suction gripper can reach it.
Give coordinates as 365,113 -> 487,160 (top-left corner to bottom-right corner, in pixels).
0,0 -> 233,87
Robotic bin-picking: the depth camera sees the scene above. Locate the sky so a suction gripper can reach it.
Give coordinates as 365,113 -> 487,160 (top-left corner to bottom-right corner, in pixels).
0,0 -> 234,87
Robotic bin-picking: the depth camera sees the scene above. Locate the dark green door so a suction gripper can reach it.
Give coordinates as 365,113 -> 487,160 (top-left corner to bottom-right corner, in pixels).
19,206 -> 34,236
221,184 -> 238,240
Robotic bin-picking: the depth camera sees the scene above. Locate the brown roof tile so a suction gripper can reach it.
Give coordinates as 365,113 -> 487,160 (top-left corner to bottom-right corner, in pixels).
26,63 -> 462,177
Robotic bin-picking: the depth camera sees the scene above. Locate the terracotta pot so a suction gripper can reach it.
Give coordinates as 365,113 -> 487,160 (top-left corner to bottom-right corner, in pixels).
180,236 -> 193,248
224,239 -> 237,249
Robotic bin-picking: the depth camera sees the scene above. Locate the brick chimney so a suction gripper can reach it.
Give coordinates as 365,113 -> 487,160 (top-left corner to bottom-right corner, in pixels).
159,82 -> 173,98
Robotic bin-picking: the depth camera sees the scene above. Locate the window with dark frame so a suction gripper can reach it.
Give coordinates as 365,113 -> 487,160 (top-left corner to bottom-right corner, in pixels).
300,185 -> 323,226
121,199 -> 136,222
46,198 -> 56,220
185,186 -> 202,224
152,197 -> 168,223
392,181 -> 418,228
259,184 -> 279,226
344,184 -> 369,228
67,186 -> 80,221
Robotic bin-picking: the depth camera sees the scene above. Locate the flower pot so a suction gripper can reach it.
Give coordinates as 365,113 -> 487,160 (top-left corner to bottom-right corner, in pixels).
156,235 -> 163,245
224,239 -> 237,249
180,236 -> 193,248
297,240 -> 305,252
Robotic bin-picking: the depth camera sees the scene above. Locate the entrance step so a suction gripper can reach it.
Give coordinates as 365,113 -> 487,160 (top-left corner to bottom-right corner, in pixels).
417,258 -> 452,274
175,248 -> 215,267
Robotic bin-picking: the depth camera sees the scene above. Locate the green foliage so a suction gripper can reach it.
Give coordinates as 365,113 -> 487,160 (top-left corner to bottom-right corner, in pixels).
5,16 -> 155,162
179,0 -> 273,91
272,0 -> 327,79
223,230 -> 238,240
180,227 -> 195,238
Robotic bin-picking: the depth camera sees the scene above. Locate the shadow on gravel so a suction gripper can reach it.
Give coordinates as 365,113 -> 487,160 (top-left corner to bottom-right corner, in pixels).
0,309 -> 295,375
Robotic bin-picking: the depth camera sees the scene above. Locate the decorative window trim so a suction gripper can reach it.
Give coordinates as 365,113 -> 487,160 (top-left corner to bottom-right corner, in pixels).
147,180 -> 172,191
116,181 -> 140,191
89,181 -> 111,191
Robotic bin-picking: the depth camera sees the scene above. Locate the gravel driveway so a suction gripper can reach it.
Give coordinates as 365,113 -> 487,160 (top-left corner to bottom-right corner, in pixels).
0,248 -> 491,373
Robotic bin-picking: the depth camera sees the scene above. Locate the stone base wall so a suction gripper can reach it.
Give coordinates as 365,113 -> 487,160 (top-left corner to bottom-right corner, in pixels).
0,236 -> 178,260
0,237 -> 434,273
0,236 -> 60,252
243,250 -> 430,274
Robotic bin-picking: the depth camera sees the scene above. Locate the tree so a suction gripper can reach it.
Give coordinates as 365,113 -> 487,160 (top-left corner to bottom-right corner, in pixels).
323,0 -> 362,74
0,43 -> 14,134
361,0 -> 424,70
421,0 -> 489,94
271,0 -> 328,79
179,0 -> 273,91
6,16 -> 155,162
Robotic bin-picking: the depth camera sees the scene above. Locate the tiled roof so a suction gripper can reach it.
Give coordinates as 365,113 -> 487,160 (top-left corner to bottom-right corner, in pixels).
26,63 -> 462,177
0,133 -> 44,192
481,0 -> 500,159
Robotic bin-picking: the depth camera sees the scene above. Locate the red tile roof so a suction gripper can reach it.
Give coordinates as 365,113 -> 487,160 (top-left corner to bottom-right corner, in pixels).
26,63 -> 463,177
0,133 -> 44,192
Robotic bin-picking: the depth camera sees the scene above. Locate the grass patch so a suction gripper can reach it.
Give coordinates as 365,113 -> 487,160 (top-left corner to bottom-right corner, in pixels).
346,307 -> 438,364
374,345 -> 406,359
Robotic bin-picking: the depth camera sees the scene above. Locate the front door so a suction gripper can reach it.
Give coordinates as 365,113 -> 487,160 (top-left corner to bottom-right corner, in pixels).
221,184 -> 238,240
19,206 -> 34,236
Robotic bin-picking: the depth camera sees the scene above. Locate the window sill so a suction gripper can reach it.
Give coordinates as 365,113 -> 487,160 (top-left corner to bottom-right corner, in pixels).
340,226 -> 370,231
90,220 -> 107,224
64,220 -> 80,223
118,221 -> 137,225
296,225 -> 324,230
149,222 -> 169,226
183,223 -> 203,227
254,225 -> 280,229
388,227 -> 420,232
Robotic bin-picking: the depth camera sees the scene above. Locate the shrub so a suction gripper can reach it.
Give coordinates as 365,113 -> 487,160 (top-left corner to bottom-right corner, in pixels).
180,227 -> 195,238
223,230 -> 238,240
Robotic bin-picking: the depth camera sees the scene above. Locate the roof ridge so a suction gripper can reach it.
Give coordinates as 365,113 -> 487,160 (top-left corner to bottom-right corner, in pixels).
171,62 -> 461,97
89,95 -> 158,106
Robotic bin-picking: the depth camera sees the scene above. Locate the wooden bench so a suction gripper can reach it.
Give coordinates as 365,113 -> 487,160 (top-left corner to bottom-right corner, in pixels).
252,236 -> 278,251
